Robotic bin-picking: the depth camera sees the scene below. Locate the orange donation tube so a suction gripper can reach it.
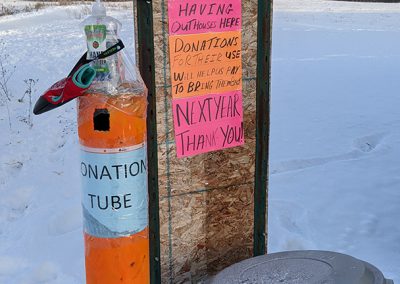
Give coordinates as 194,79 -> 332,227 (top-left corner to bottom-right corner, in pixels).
78,87 -> 149,283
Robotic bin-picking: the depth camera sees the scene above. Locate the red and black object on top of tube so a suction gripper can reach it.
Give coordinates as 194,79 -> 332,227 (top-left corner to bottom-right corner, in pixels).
33,40 -> 124,115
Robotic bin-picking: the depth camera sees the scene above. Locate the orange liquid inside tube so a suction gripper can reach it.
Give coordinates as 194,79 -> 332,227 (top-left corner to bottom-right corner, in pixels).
78,93 -> 149,284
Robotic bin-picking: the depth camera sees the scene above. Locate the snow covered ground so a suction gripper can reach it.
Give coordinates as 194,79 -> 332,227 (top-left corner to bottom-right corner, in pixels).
0,3 -> 135,283
0,0 -> 399,283
269,1 -> 400,283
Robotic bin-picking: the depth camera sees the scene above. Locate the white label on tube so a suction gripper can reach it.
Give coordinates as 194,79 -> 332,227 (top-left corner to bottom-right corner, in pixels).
80,144 -> 148,238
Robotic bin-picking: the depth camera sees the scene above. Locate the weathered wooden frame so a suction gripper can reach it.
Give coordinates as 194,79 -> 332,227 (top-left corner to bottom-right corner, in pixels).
137,0 -> 273,282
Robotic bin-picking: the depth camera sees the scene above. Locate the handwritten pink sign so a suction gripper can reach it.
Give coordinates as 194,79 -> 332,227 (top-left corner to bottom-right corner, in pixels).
168,0 -> 242,35
173,91 -> 244,157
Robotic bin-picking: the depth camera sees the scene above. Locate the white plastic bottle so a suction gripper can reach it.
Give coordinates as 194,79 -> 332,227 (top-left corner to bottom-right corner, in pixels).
81,0 -> 122,92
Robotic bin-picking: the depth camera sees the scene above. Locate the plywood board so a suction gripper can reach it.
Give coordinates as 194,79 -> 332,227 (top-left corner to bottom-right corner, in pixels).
152,0 -> 260,282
